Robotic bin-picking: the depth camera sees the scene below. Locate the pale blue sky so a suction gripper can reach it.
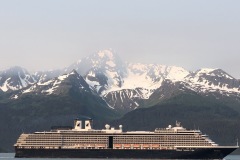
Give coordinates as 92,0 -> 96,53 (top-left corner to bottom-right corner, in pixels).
0,0 -> 240,78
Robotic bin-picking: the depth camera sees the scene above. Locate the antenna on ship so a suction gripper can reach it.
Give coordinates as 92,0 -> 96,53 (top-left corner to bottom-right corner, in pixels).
237,138 -> 239,147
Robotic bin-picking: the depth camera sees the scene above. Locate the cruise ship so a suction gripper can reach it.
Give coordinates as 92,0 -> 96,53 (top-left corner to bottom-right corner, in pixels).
14,118 -> 238,159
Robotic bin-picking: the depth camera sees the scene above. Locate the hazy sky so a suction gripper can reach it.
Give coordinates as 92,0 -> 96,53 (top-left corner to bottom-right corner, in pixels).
0,0 -> 240,78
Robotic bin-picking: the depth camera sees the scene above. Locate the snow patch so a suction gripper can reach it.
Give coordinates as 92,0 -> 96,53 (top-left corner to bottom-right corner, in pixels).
18,72 -> 27,87
44,87 -> 55,94
166,66 -> 189,82
198,68 -> 216,74
22,85 -> 37,93
88,71 -> 96,77
58,74 -> 68,81
224,74 -> 234,79
106,61 -> 116,67
38,79 -> 54,86
86,78 -> 101,92
97,49 -> 114,60
1,78 -> 11,91
11,95 -> 18,99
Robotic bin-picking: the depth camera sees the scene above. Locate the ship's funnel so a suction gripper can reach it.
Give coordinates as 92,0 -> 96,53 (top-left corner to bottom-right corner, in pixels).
74,118 -> 93,130
74,119 -> 82,130
85,120 -> 92,130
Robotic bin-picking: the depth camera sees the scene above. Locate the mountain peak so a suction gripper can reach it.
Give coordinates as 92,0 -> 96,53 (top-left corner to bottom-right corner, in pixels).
2,66 -> 27,74
0,66 -> 35,92
69,69 -> 79,75
91,49 -> 122,69
196,68 -> 218,75
97,49 -> 115,60
195,68 -> 234,79
16,70 -> 91,97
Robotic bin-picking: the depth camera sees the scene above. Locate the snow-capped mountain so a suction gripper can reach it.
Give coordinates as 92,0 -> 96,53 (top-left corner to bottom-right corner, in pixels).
0,66 -> 36,92
1,49 -> 240,113
12,70 -> 92,98
66,49 -> 127,94
147,68 -> 240,107
184,68 -> 240,94
102,64 -> 190,112
63,50 -> 191,112
67,50 -> 240,112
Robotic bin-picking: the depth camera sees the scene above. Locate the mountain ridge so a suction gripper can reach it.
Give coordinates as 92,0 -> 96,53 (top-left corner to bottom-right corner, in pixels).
1,49 -> 240,113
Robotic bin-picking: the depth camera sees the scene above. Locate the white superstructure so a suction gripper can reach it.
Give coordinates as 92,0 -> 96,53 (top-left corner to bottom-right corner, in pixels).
15,119 -> 221,150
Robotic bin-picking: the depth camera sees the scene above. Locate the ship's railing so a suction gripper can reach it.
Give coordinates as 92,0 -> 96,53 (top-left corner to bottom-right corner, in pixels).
34,130 -> 106,134
154,129 -> 201,134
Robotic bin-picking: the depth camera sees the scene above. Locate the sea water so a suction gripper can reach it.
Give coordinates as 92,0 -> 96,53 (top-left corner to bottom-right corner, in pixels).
0,153 -> 239,160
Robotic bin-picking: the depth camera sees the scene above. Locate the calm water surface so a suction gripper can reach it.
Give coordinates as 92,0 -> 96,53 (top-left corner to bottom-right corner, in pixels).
0,153 -> 239,160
